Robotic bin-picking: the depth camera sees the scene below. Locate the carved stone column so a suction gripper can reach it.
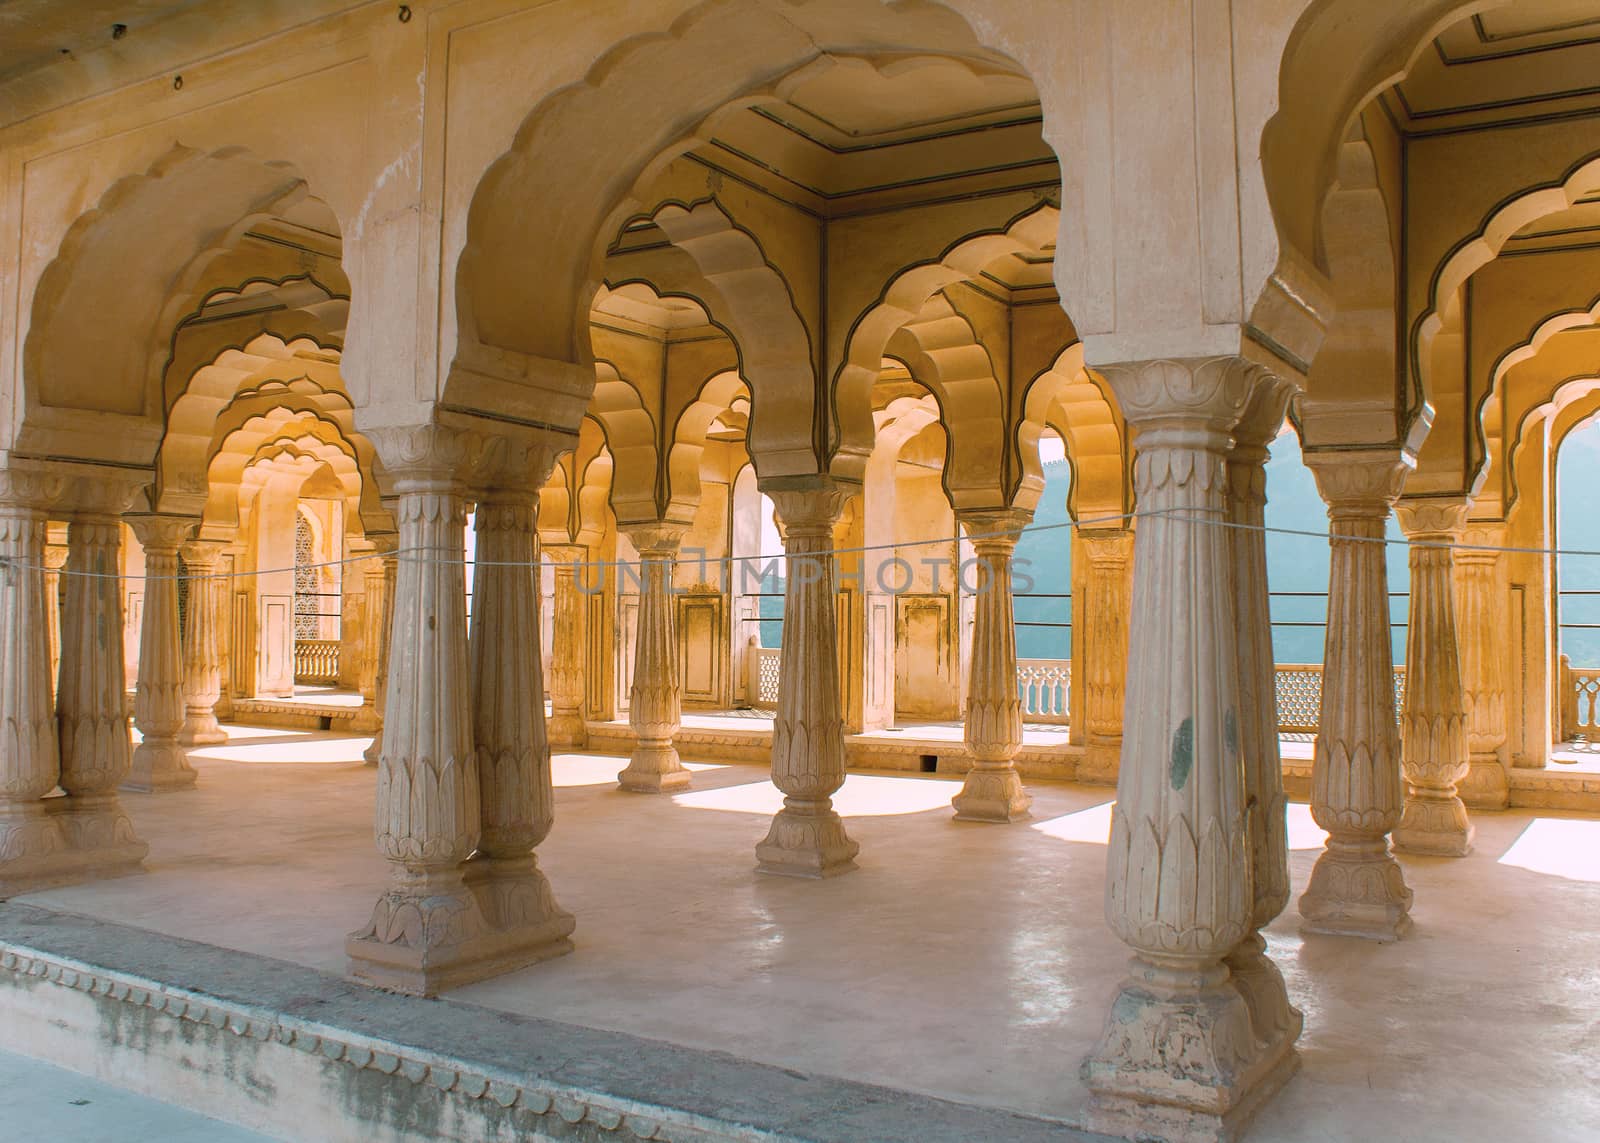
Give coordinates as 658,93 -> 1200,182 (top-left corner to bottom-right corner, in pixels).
1453,525 -> 1510,809
56,481 -> 149,874
1081,358 -> 1292,1143
465,486 -> 575,964
953,509 -> 1031,822
0,469 -> 67,893
44,529 -> 67,697
362,546 -> 398,765
1394,499 -> 1474,857
178,540 -> 228,746
126,516 -> 198,793
347,425 -> 491,996
757,479 -> 859,878
351,537 -> 392,735
546,546 -> 588,749
1222,379 -> 1302,1067
1077,528 -> 1134,785
618,524 -> 691,793
1298,450 -> 1413,940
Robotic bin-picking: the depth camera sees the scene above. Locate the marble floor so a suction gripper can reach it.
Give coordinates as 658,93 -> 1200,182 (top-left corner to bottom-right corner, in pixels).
16,726 -> 1600,1141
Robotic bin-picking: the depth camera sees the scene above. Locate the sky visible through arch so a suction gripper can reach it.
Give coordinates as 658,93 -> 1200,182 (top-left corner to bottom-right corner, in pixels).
1559,418 -> 1600,667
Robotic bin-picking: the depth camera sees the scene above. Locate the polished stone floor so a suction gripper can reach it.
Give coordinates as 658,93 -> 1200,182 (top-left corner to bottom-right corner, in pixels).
18,726 -> 1600,1141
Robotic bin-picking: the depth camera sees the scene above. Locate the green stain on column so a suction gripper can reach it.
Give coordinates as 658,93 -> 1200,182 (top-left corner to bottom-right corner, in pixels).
1170,716 -> 1194,790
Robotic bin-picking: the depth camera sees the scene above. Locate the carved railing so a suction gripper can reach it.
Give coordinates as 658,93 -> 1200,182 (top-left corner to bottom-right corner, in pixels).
747,643 -> 782,709
1016,658 -> 1071,724
1561,654 -> 1600,741
294,639 -> 341,686
1274,663 -> 1406,734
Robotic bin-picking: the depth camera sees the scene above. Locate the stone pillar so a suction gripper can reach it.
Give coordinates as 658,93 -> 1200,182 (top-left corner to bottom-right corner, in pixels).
0,470 -> 67,893
465,487 -> 575,963
1081,358 -> 1292,1143
56,487 -> 149,874
177,540 -> 228,746
126,516 -> 198,793
952,509 -> 1031,822
347,426 -> 489,995
44,529 -> 67,697
1298,450 -> 1412,940
351,537 -> 392,735
756,479 -> 859,878
546,546 -> 588,749
617,524 -> 691,793
1454,525 -> 1511,809
1076,528 -> 1134,784
1394,499 -> 1474,857
361,546 -> 398,765
1222,379 -> 1302,1066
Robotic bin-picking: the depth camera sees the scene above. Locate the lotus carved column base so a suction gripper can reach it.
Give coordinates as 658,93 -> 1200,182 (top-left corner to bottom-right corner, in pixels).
1460,754 -> 1510,810
1223,933 -> 1303,1073
123,741 -> 198,793
951,762 -> 1032,823
618,740 -> 691,794
178,710 -> 228,747
349,704 -> 381,735
1395,788 -> 1474,856
348,863 -> 569,997
547,713 -> 588,751
1079,738 -> 1121,786
465,854 -> 576,962
1081,956 -> 1296,1143
1299,834 -> 1413,941
755,797 -> 859,878
0,799 -> 149,896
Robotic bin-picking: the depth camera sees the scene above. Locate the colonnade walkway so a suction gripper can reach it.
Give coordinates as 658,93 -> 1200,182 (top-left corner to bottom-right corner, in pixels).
10,726 -> 1600,1141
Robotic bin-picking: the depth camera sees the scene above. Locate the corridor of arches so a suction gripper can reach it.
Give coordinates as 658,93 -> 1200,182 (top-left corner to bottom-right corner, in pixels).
4,3 -> 1600,1142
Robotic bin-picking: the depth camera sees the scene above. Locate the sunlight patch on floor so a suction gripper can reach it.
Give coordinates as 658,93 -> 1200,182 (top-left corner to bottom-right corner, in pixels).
1498,818 -> 1600,883
672,772 -> 958,817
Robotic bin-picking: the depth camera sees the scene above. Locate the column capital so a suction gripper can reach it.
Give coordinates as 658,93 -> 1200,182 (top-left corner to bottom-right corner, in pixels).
760,475 -> 857,533
0,466 -> 65,513
61,469 -> 149,520
956,508 -> 1031,554
1455,522 -> 1507,567
1095,356 -> 1270,435
179,538 -> 229,570
126,514 -> 196,552
618,521 -> 690,558
1395,496 -> 1470,541
1304,447 -> 1413,516
1233,373 -> 1297,453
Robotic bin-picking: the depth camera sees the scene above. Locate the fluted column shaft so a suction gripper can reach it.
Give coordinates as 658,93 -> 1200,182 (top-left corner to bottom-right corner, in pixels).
127,516 -> 197,793
178,541 -> 228,746
352,539 -> 391,735
0,473 -> 66,888
1222,380 -> 1302,1065
57,510 -> 149,869
362,548 -> 398,765
44,536 -> 66,699
1394,500 -> 1474,856
348,430 -> 486,994
1298,451 -> 1412,940
1082,358 -> 1291,1142
953,511 -> 1030,822
1454,528 -> 1510,808
546,547 -> 588,748
1077,529 -> 1133,784
756,481 -> 859,878
618,525 -> 691,793
465,489 -> 574,958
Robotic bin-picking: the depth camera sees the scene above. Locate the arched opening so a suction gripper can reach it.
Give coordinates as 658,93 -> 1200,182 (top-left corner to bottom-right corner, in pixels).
1555,413 -> 1600,744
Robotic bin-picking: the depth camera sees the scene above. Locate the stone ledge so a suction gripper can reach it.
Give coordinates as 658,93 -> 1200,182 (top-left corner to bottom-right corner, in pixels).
0,903 -> 1099,1143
